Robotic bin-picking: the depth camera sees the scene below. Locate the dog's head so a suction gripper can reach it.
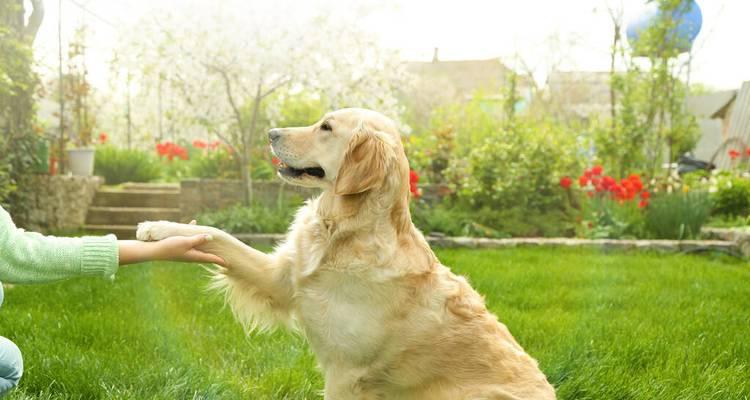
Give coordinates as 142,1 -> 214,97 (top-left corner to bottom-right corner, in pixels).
269,108 -> 408,198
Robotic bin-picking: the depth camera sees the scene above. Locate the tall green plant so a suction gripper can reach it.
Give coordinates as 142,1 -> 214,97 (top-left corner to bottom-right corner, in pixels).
644,191 -> 711,239
599,0 -> 699,177
94,146 -> 161,185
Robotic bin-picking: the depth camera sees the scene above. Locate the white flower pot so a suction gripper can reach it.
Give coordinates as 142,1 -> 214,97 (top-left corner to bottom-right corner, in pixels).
67,148 -> 96,176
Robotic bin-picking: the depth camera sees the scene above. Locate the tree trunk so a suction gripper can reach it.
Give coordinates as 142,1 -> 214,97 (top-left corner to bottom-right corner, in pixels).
240,152 -> 251,206
242,84 -> 263,206
609,22 -> 619,131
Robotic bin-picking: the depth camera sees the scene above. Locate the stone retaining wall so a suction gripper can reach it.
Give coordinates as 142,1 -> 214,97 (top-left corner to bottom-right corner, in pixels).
179,179 -> 450,220
179,179 -> 320,220
233,233 -> 745,256
13,175 -> 103,232
701,227 -> 750,255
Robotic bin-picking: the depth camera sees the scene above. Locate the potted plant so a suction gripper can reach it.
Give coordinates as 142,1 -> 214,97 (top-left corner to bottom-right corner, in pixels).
65,25 -> 96,176
66,105 -> 96,176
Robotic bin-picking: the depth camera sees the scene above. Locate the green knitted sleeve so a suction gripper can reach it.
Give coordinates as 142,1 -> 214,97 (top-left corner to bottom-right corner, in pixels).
0,207 -> 119,284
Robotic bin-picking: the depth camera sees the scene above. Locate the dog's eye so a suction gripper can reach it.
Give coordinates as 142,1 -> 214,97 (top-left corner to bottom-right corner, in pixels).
320,122 -> 332,131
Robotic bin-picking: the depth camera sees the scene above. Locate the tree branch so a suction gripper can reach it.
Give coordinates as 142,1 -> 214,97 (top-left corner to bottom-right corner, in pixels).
260,77 -> 291,99
210,65 -> 247,135
24,0 -> 45,44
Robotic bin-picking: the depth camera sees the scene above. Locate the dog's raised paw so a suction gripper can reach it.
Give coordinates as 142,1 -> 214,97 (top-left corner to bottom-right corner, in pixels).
136,221 -> 165,241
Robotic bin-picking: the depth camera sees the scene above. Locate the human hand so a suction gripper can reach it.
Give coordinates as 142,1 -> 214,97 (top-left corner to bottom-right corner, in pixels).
146,234 -> 227,266
120,220 -> 226,266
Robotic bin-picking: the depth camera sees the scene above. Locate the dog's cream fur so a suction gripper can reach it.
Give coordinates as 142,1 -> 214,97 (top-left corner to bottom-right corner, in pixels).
137,109 -> 556,400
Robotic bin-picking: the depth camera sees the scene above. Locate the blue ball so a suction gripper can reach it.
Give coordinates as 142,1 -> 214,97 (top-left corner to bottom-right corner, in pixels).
626,0 -> 702,55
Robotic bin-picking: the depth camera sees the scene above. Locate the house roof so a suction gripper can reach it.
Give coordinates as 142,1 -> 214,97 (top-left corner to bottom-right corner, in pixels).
405,57 -> 529,96
687,90 -> 737,119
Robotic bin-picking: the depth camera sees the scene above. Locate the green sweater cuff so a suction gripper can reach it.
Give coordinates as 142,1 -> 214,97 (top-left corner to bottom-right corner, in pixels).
81,235 -> 119,279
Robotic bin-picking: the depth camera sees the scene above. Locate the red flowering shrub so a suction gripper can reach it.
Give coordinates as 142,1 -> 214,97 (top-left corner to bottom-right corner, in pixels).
98,132 -> 108,145
575,167 -> 649,205
156,141 -> 189,161
563,166 -> 652,239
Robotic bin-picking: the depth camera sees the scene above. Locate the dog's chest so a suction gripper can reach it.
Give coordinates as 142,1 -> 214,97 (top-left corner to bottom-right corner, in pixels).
297,271 -> 393,365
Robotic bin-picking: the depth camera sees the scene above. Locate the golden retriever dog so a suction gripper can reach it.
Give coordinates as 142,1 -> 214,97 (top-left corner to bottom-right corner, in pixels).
136,108 -> 556,400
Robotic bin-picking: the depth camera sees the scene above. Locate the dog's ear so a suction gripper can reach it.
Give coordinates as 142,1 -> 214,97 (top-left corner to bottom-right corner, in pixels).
334,126 -> 389,196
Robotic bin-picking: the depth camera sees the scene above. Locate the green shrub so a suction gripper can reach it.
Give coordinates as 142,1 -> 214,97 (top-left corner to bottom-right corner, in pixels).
577,199 -> 645,240
94,146 -> 161,185
411,201 -> 480,237
644,191 -> 712,239
706,215 -> 750,228
712,176 -> 750,218
197,198 -> 304,234
411,200 -> 573,238
189,148 -> 239,179
450,119 -> 580,216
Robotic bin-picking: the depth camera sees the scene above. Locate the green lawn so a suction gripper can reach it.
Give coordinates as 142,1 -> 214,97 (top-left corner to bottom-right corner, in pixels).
1,248 -> 749,399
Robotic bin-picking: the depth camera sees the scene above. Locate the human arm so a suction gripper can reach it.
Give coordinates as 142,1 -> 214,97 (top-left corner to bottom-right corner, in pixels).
118,235 -> 226,266
0,207 -> 225,284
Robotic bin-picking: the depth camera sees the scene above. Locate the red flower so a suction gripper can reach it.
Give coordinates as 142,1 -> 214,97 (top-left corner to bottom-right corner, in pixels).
746,147 -> 750,156
591,165 -> 603,175
156,141 -> 189,161
638,200 -> 649,209
156,142 -> 169,156
209,140 -> 221,150
98,132 -> 108,144
192,139 -> 207,149
559,176 -> 572,189
640,191 -> 650,200
578,175 -> 590,187
271,157 -> 281,166
601,176 -> 616,190
409,169 -> 421,198
729,149 -> 741,160
628,175 -> 644,193
610,184 -> 628,201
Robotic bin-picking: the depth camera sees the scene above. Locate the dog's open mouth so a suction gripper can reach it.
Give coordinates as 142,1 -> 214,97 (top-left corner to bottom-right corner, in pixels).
278,161 -> 326,179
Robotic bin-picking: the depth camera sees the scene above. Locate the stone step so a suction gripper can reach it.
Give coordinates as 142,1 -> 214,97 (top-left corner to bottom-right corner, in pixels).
83,224 -> 137,239
121,182 -> 180,192
86,206 -> 181,226
93,189 -> 180,208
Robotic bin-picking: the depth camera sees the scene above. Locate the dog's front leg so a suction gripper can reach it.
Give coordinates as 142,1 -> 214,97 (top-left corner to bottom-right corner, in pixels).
137,220 -> 295,330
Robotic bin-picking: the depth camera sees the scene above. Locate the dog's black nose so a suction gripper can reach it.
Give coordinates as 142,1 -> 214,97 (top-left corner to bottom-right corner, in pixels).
268,129 -> 282,143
